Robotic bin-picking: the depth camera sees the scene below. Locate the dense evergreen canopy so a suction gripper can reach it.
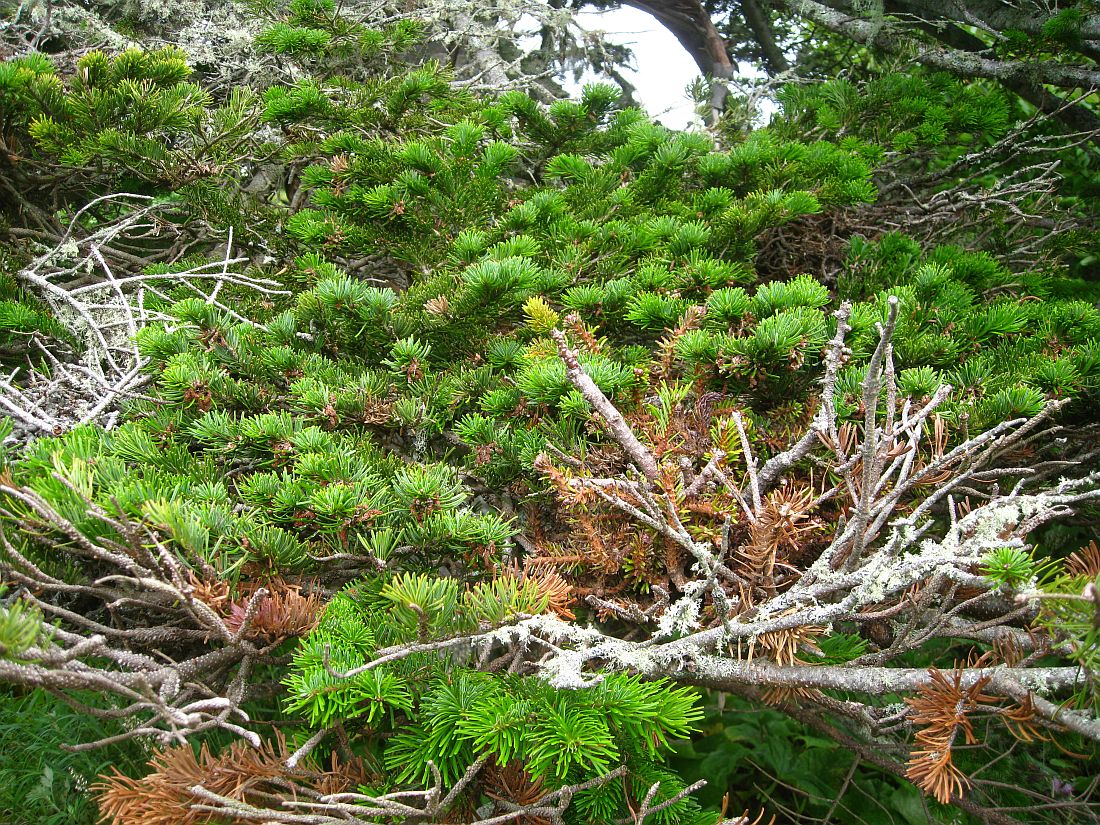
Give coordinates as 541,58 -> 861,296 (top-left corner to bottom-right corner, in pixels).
0,1 -> 1098,824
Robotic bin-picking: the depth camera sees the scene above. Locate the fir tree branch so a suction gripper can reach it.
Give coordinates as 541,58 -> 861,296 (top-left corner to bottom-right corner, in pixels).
552,327 -> 660,480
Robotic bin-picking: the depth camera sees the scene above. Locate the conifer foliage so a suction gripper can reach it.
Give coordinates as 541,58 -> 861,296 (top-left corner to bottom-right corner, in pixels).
0,3 -> 1099,823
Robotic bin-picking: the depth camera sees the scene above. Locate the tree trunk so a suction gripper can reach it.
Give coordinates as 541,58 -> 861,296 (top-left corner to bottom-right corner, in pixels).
622,0 -> 735,116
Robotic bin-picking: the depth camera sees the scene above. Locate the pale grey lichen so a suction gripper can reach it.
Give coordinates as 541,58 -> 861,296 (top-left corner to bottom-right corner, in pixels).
17,0 -> 631,105
849,494 -> 1054,607
655,585 -> 704,639
541,650 -> 605,689
930,497 -> 1044,559
20,0 -> 270,89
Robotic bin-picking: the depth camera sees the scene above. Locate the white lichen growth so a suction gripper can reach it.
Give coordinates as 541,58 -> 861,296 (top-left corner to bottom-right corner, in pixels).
655,594 -> 699,638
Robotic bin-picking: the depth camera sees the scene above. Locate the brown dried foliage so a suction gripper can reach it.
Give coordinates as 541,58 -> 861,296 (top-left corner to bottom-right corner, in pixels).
187,571 -> 231,614
483,761 -> 550,824
1066,540 -> 1100,578
904,665 -> 999,803
562,312 -> 604,355
911,415 -> 955,487
904,650 -> 1064,804
424,294 -> 451,316
223,579 -> 324,640
190,574 -> 322,640
519,563 -> 577,620
537,400 -> 831,618
750,616 -> 826,704
738,485 -> 820,606
94,732 -> 365,825
719,794 -> 777,825
997,694 -> 1050,745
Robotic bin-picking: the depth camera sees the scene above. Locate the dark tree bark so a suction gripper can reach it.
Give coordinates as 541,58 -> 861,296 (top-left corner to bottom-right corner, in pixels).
622,0 -> 733,79
889,3 -> 1100,140
740,0 -> 789,75
907,0 -> 1100,41
791,0 -> 1100,88
613,0 -> 1100,139
619,0 -> 737,117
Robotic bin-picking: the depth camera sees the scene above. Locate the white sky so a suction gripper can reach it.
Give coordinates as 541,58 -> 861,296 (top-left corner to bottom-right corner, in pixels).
572,6 -> 703,129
